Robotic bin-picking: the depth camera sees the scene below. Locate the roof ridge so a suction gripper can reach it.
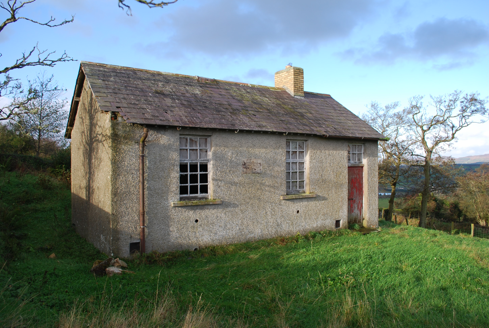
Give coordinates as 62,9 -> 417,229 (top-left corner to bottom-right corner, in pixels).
81,61 -> 285,92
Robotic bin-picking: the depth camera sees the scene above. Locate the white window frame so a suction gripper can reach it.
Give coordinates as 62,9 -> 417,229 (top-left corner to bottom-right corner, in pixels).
179,136 -> 210,199
286,140 -> 306,194
348,144 -> 364,165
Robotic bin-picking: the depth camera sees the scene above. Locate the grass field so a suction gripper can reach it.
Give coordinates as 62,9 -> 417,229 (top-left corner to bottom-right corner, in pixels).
2,171 -> 489,327
378,197 -> 390,208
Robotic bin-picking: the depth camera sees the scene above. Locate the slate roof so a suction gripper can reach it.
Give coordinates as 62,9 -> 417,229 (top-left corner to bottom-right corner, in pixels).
66,62 -> 384,140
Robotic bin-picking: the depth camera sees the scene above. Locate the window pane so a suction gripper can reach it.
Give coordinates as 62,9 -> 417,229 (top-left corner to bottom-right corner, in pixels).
299,171 -> 304,180
180,149 -> 188,160
287,181 -> 291,190
358,153 -> 363,162
200,184 -> 208,194
190,164 -> 198,172
180,136 -> 211,198
189,138 -> 198,148
286,162 -> 290,171
189,149 -> 198,160
299,181 -> 304,190
291,181 -> 297,190
291,151 -> 297,160
291,162 -> 297,171
286,141 -> 290,150
190,185 -> 198,194
291,142 -> 297,150
299,162 -> 304,170
298,151 -> 304,160
286,172 -> 290,180
298,142 -> 304,151
286,151 -> 290,160
291,172 -> 297,180
199,149 -> 207,159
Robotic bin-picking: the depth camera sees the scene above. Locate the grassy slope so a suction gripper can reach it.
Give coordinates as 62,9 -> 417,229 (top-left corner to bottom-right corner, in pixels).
1,171 -> 489,327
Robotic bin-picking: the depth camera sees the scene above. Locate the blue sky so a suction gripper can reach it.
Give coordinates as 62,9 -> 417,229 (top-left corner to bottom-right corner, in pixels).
1,0 -> 488,158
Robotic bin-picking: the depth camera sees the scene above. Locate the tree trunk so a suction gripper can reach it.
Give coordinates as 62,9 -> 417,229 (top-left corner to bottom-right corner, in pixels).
387,182 -> 397,221
419,159 -> 431,228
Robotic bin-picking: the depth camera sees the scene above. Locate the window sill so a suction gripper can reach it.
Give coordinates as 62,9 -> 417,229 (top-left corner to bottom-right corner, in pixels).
171,199 -> 223,207
280,193 -> 316,200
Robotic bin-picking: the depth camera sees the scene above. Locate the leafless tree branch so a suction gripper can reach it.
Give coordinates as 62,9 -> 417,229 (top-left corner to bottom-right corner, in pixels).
0,0 -> 74,120
118,0 -> 178,15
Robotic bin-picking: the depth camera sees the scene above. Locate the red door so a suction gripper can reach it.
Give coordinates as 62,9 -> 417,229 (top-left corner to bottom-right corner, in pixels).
348,166 -> 363,224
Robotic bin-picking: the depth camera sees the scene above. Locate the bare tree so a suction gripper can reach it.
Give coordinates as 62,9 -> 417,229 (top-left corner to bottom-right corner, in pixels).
118,0 -> 178,14
457,164 -> 489,226
11,73 -> 67,157
363,102 -> 416,221
0,0 -> 74,120
406,91 -> 488,228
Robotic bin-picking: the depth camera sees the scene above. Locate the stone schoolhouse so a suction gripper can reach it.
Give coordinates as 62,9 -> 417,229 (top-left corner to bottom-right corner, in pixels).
65,62 -> 383,257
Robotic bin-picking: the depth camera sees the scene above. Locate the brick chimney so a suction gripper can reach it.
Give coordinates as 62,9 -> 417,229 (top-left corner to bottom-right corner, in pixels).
274,65 -> 304,97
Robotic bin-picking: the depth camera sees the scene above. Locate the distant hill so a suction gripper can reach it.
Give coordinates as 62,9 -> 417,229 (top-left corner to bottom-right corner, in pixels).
454,154 -> 489,164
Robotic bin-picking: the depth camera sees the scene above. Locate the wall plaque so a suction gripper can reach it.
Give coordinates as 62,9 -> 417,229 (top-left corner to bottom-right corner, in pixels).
242,159 -> 262,174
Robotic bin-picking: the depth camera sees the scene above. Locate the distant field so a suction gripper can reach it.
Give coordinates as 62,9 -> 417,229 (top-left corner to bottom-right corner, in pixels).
378,197 -> 391,208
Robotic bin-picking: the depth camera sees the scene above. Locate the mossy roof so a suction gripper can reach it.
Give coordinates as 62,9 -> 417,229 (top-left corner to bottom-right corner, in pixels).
65,62 -> 384,140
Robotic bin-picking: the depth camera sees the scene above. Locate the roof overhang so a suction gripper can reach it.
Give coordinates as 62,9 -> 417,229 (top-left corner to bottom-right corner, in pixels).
64,64 -> 85,139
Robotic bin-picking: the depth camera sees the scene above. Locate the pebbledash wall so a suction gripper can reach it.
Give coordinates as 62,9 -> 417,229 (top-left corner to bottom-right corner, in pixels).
71,80 -> 378,258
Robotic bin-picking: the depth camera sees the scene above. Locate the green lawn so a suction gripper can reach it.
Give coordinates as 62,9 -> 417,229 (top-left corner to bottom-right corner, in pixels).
2,171 -> 489,327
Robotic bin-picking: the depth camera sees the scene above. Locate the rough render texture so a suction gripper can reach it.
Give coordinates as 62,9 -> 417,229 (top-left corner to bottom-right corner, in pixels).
71,80 -> 113,255
108,123 -> 379,258
274,66 -> 304,97
362,141 -> 379,228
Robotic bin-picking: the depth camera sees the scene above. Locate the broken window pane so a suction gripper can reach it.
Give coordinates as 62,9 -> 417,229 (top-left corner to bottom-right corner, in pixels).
189,138 -> 198,148
190,174 -> 198,184
200,173 -> 208,184
180,174 -> 188,184
200,184 -> 208,194
190,185 -> 198,194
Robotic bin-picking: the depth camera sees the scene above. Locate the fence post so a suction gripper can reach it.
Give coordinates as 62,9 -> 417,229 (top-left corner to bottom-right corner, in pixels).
471,224 -> 475,237
406,213 -> 410,226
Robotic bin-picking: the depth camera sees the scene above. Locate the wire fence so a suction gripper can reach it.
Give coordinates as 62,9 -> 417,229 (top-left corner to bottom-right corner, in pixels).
378,208 -> 489,240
